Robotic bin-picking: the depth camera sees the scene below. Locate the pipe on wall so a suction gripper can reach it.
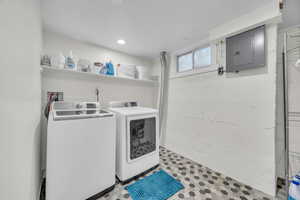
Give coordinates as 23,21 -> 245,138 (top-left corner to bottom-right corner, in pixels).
158,51 -> 170,144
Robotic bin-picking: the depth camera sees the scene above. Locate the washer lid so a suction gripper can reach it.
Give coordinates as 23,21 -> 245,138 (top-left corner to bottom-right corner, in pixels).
109,106 -> 157,116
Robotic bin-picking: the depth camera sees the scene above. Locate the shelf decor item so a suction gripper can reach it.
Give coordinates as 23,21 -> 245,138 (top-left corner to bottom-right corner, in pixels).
105,61 -> 115,76
65,51 -> 77,70
94,62 -> 104,74
41,55 -> 51,66
51,52 -> 65,69
117,64 -> 137,79
78,59 -> 92,72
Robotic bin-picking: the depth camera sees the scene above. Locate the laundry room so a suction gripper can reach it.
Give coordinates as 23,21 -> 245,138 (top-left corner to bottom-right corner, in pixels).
1,0 -> 300,200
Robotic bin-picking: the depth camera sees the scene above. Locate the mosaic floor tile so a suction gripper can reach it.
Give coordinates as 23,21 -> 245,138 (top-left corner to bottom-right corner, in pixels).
98,147 -> 273,200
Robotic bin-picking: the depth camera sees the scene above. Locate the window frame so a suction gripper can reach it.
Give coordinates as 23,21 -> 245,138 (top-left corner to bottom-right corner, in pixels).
176,51 -> 194,73
193,46 -> 212,69
177,45 -> 212,73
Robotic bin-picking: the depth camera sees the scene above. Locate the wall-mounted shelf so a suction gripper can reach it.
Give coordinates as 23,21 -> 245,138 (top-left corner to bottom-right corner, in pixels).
40,65 -> 158,86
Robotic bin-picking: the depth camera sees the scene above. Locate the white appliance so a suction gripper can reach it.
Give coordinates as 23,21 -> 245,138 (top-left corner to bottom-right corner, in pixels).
46,102 -> 116,200
109,101 -> 159,183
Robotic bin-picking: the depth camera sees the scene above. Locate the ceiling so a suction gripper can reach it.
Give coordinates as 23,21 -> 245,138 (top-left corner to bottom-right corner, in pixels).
42,0 -> 273,58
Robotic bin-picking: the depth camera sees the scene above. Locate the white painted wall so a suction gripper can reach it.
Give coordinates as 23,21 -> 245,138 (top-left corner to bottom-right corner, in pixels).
280,0 -> 300,29
152,57 -> 162,108
209,1 -> 281,41
152,57 -> 162,77
42,30 -> 158,109
41,31 -> 159,170
43,31 -> 154,68
164,23 -> 278,196
42,30 -> 158,107
275,29 -> 285,180
42,30 -> 158,108
0,1 -> 42,200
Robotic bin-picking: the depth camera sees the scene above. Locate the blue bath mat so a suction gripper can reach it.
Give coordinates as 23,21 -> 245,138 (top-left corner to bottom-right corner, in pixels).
125,170 -> 184,200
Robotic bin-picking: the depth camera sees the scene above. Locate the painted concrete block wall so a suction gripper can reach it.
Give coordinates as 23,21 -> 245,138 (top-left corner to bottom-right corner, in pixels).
41,31 -> 159,170
280,0 -> 300,29
0,0 -> 42,200
151,57 -> 162,109
42,31 -> 158,108
151,57 -> 162,77
42,74 -> 158,108
42,31 -> 158,109
275,29 -> 285,180
43,31 -> 154,69
164,24 -> 278,196
42,30 -> 158,110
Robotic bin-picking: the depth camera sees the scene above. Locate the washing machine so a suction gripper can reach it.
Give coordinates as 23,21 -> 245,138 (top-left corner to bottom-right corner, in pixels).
46,102 -> 116,200
109,101 -> 159,183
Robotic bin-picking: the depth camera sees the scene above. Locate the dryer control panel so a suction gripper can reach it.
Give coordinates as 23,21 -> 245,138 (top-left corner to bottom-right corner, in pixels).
109,101 -> 138,108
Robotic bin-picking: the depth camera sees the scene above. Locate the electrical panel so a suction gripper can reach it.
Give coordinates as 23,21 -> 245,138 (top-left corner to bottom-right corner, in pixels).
226,25 -> 265,72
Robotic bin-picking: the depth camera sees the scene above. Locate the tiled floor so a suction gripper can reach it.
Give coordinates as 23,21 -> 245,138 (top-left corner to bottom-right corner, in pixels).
98,147 -> 273,200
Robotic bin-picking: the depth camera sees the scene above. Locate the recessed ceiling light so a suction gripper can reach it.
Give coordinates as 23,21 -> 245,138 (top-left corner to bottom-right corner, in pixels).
117,39 -> 126,45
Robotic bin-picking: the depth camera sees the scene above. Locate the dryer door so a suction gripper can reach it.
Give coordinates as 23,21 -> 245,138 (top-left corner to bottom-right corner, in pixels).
126,114 -> 158,163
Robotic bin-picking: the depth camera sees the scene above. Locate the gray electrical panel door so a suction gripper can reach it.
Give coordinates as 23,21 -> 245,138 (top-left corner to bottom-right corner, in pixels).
226,25 -> 265,72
